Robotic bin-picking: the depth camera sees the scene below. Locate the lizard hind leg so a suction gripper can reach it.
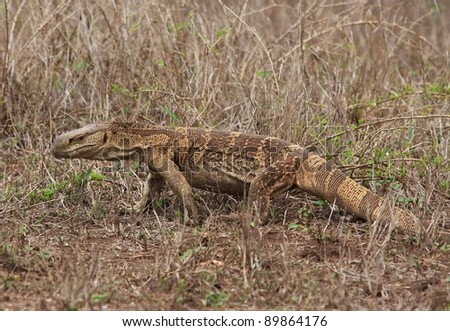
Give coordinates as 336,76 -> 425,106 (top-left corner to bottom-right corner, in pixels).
248,162 -> 296,225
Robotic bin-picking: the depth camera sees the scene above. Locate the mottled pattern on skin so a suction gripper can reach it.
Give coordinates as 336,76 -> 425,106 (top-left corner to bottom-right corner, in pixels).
51,121 -> 420,235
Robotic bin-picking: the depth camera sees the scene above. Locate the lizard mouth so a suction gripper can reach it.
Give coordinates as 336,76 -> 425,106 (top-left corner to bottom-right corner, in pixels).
50,142 -> 64,158
51,142 -> 99,159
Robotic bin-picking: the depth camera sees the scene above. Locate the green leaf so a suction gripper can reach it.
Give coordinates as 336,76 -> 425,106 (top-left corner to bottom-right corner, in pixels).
404,84 -> 415,94
440,244 -> 450,252
161,106 -> 180,127
179,246 -> 204,263
216,27 -> 231,39
202,291 -> 229,307
130,22 -> 140,33
112,82 -> 131,95
167,21 -> 189,33
313,199 -> 328,207
89,171 -> 107,181
389,91 -> 400,100
156,59 -> 166,67
74,170 -> 106,187
288,222 -> 300,230
427,83 -> 440,94
256,70 -> 272,78
73,60 -> 90,71
179,248 -> 194,262
91,292 -> 111,303
28,181 -> 68,203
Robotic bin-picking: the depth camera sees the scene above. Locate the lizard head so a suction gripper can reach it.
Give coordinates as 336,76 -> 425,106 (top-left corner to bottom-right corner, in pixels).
51,123 -> 112,160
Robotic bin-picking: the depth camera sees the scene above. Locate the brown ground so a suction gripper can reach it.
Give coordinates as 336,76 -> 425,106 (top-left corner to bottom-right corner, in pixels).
1,0 -> 449,310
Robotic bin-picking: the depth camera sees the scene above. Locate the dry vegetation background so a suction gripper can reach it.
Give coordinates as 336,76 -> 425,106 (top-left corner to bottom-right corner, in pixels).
1,0 -> 450,310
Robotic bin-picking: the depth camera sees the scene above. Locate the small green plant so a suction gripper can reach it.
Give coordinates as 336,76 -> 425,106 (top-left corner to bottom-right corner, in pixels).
216,27 -> 231,39
313,199 -> 328,207
374,146 -> 392,162
433,155 -> 443,168
288,222 -> 300,230
2,274 -> 18,291
288,222 -> 307,231
439,179 -> 449,192
73,170 -> 106,187
303,279 -> 319,291
440,243 -> 450,252
426,83 -> 442,94
154,197 -> 166,209
1,244 -> 19,270
179,246 -> 204,263
388,90 -> 401,100
403,84 -> 415,94
256,70 -> 272,78
36,250 -> 52,261
178,279 -> 187,292
388,249 -> 398,256
90,203 -> 107,220
129,22 -> 140,33
161,106 -> 180,127
52,75 -> 64,91
29,181 -> 68,204
202,290 -> 229,307
167,20 -> 189,33
342,147 -> 354,165
397,196 -> 414,206
156,58 -> 166,67
111,82 -> 127,94
91,291 -> 112,304
65,303 -> 79,311
299,206 -> 312,219
73,60 -> 90,71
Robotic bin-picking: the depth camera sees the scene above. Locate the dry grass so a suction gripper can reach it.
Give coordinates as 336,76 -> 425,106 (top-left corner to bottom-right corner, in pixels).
1,0 -> 449,310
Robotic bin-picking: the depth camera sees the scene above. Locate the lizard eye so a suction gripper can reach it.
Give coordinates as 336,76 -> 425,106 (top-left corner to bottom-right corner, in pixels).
69,136 -> 84,144
102,133 -> 108,144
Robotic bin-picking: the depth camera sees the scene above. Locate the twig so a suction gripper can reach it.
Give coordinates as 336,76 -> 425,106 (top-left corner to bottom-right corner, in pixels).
218,0 -> 280,94
1,0 -> 10,91
279,19 -> 446,64
10,1 -> 72,66
326,114 -> 450,141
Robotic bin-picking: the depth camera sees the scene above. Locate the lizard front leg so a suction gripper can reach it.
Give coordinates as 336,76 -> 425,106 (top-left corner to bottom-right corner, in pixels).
248,160 -> 296,224
149,149 -> 199,224
133,172 -> 166,213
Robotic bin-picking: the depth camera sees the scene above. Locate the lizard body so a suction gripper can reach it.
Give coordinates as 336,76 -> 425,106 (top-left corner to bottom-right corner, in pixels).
51,122 -> 420,235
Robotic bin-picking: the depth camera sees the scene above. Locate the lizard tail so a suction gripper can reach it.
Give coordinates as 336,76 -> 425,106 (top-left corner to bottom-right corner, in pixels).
294,152 -> 420,235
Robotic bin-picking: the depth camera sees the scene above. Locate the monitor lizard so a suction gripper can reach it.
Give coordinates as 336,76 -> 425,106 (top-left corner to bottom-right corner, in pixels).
51,121 -> 421,235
